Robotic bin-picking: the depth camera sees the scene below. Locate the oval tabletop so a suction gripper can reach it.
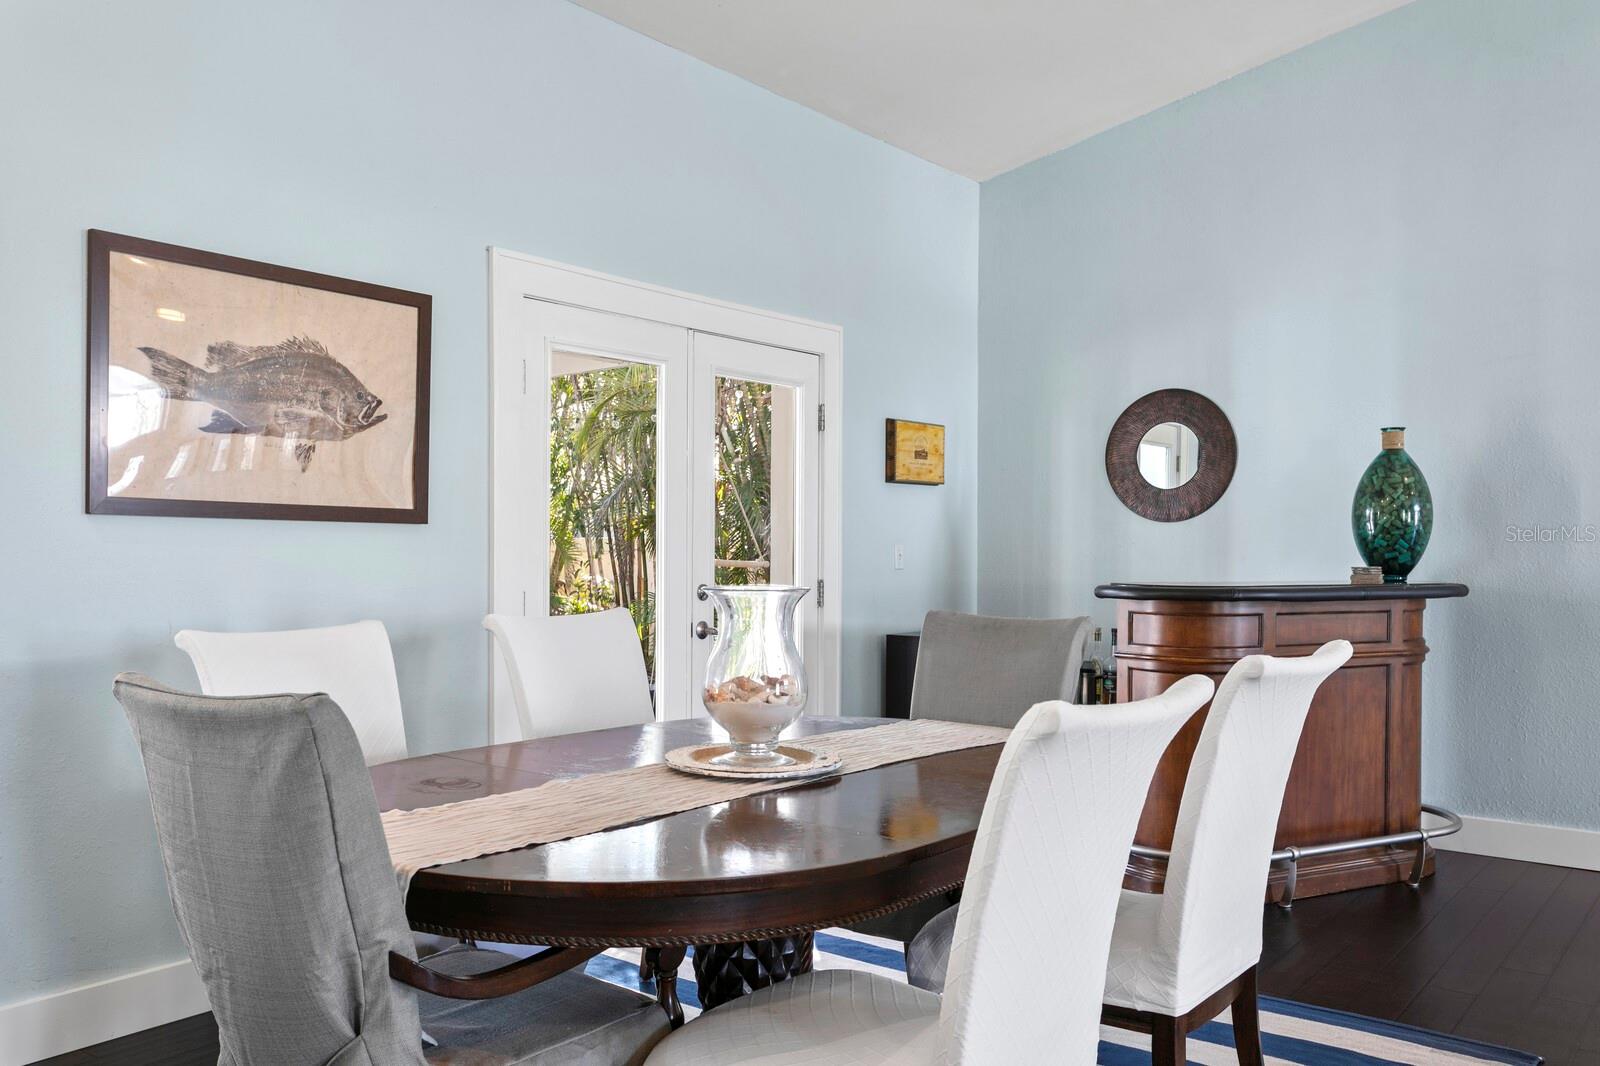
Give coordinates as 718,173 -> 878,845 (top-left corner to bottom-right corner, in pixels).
371,716 -> 1002,947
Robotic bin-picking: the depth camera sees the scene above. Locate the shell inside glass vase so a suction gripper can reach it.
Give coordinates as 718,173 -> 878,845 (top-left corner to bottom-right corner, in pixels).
700,584 -> 810,769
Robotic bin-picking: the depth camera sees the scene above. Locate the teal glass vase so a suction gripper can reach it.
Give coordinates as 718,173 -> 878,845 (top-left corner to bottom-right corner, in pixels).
1351,427 -> 1432,582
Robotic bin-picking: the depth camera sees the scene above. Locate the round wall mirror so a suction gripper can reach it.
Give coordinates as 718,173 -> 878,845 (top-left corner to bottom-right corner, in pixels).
1137,422 -> 1200,489
1106,390 -> 1236,522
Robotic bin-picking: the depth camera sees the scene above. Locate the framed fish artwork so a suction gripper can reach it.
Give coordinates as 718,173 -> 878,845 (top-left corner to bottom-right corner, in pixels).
86,230 -> 431,522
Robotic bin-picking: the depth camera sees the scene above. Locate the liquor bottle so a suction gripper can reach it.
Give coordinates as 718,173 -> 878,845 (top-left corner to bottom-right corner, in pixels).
1101,627 -> 1119,704
1078,661 -> 1100,705
1084,627 -> 1105,704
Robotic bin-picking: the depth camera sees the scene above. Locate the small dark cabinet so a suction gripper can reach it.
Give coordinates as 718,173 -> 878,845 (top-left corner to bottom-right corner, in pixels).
883,633 -> 920,718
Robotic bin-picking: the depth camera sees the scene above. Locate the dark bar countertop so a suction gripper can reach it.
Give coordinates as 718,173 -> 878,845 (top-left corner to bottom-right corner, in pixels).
1094,582 -> 1469,602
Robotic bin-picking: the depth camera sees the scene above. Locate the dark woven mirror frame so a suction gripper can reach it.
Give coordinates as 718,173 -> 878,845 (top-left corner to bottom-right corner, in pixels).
1105,388 -> 1236,522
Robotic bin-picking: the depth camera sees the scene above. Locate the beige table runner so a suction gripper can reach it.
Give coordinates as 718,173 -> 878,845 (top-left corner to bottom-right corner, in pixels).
382,718 -> 1010,895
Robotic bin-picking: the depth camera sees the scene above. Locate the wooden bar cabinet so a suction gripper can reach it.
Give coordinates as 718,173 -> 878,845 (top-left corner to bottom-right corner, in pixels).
1095,582 -> 1468,903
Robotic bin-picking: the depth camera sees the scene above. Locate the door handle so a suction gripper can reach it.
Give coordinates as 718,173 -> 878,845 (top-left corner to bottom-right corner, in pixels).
694,620 -> 717,640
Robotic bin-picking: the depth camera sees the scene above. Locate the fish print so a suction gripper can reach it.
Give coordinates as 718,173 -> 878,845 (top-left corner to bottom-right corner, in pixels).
138,336 -> 387,471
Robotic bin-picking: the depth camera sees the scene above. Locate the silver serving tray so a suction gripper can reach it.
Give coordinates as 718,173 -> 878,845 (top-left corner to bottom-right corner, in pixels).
664,743 -> 841,781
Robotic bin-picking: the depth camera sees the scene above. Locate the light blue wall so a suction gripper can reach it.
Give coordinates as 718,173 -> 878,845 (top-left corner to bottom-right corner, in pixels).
0,0 -> 977,1004
978,0 -> 1600,833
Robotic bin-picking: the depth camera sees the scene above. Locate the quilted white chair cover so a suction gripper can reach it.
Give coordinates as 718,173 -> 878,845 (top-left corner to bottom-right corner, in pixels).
1103,639 -> 1353,1015
645,674 -> 1215,1066
643,970 -> 941,1065
175,619 -> 409,766
484,609 -> 654,740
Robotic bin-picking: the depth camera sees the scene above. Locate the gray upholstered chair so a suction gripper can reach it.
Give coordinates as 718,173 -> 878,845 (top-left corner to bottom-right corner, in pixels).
910,610 -> 1092,726
854,610 -> 1093,945
113,673 -> 668,1066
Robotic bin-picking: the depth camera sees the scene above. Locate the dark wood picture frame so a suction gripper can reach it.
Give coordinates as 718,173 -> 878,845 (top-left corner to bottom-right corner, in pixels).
86,230 -> 431,523
1104,388 -> 1236,522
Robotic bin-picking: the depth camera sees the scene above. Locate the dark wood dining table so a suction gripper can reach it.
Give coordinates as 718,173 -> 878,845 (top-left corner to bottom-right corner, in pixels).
370,715 -> 1002,1024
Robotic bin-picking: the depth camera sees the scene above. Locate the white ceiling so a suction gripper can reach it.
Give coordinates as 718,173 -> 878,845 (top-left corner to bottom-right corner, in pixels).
571,0 -> 1412,181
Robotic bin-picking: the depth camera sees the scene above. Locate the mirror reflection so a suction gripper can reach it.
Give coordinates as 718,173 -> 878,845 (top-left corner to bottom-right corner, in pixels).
1137,422 -> 1199,489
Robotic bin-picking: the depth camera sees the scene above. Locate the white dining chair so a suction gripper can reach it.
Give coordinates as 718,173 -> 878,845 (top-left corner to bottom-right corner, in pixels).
483,609 -> 654,740
906,639 -> 1353,1066
643,675 -> 1216,1066
1100,639 -> 1352,1064
174,619 -> 410,766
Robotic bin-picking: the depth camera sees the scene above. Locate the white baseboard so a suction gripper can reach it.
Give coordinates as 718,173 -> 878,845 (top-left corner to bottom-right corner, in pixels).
0,956 -> 207,1066
1432,813 -> 1600,872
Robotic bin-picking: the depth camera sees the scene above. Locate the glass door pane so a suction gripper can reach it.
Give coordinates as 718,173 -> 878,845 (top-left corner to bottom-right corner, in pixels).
712,376 -> 797,587
548,350 -> 659,682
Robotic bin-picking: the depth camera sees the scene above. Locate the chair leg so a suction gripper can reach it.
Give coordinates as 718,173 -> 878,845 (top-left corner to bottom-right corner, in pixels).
1150,1015 -> 1185,1066
1230,966 -> 1264,1066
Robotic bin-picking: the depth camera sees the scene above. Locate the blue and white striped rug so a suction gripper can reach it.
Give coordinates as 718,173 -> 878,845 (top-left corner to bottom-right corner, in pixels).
583,927 -> 1541,1065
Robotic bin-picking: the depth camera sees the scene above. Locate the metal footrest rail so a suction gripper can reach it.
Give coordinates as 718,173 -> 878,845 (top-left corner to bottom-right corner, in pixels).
1129,803 -> 1463,910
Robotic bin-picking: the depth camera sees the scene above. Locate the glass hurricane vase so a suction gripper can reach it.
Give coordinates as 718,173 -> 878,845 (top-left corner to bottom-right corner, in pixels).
700,584 -> 810,768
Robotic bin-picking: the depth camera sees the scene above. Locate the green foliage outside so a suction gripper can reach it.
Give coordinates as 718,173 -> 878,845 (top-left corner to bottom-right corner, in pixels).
550,367 -> 773,679
711,377 -> 773,588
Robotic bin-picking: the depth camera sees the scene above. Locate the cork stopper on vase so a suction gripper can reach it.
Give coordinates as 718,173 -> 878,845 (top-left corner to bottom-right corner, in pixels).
1381,427 -> 1406,450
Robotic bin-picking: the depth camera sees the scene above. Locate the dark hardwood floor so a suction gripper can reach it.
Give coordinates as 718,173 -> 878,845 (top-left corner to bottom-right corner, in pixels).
1258,850 -> 1600,1065
33,852 -> 1600,1064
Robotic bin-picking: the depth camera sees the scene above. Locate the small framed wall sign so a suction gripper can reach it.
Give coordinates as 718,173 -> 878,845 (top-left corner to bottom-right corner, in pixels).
885,418 -> 945,485
86,230 -> 431,523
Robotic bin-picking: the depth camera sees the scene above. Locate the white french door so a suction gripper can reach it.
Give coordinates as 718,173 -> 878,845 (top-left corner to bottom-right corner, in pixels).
490,253 -> 835,741
689,334 -> 821,715
490,302 -> 687,741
